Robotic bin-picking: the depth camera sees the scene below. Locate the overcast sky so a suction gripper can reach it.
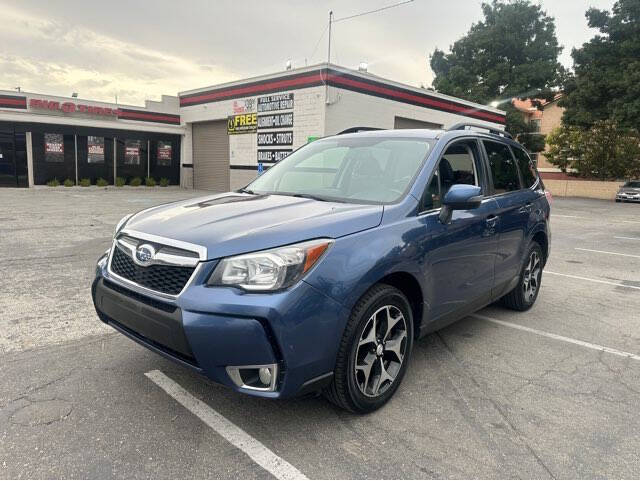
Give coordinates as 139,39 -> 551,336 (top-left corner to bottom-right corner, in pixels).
0,0 -> 616,106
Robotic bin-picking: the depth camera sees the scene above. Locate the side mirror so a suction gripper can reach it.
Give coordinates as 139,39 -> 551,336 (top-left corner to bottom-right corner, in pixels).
439,184 -> 483,224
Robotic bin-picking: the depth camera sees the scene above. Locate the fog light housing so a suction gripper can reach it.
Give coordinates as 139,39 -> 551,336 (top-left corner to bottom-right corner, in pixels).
226,363 -> 279,392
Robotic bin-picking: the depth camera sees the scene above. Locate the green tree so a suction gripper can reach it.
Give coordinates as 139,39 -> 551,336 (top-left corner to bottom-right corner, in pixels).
561,0 -> 640,129
429,0 -> 563,150
546,121 -> 640,179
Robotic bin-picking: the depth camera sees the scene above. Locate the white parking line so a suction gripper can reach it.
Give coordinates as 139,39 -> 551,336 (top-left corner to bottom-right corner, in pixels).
472,313 -> 640,361
615,236 -> 640,241
145,370 -> 308,480
545,271 -> 640,290
552,214 -> 583,218
575,247 -> 640,259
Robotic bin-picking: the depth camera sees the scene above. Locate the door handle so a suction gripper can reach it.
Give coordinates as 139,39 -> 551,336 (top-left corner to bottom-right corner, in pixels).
519,203 -> 532,214
486,214 -> 499,227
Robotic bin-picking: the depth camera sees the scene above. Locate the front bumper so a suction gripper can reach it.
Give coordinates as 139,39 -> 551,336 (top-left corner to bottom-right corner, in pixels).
617,193 -> 640,202
92,258 -> 347,399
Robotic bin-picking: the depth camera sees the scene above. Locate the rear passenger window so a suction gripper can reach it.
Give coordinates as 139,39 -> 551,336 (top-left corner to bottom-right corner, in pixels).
512,147 -> 538,188
483,141 -> 521,194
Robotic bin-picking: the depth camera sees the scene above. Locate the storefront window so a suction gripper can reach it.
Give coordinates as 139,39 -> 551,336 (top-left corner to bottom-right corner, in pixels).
87,136 -> 105,163
124,139 -> 142,165
157,140 -> 172,166
44,133 -> 64,162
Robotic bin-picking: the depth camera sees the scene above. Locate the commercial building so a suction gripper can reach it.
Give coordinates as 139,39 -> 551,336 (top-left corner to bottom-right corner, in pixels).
0,63 -> 505,190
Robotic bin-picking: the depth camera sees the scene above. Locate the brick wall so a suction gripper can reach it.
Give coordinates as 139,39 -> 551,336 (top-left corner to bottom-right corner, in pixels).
544,179 -> 623,200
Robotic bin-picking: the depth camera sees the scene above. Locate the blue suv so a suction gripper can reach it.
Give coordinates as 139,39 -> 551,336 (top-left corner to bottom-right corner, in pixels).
92,124 -> 551,413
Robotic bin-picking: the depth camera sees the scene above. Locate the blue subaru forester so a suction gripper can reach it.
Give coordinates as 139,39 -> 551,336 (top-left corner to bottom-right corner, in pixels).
93,124 -> 551,413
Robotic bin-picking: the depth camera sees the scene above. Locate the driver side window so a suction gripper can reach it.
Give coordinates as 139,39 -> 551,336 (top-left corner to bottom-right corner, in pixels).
422,140 -> 481,211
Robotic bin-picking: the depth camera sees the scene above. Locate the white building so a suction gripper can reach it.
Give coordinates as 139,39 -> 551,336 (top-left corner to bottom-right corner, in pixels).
0,63 -> 505,189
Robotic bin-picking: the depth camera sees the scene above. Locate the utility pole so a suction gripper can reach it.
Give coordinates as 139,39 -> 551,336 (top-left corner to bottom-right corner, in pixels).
327,10 -> 333,66
325,11 -> 333,104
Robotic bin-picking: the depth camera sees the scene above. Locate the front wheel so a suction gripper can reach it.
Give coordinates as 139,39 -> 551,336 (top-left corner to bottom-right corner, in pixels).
502,242 -> 543,311
324,284 -> 414,413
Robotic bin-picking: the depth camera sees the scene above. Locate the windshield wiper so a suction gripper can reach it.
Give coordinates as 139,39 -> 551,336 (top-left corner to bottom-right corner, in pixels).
288,193 -> 332,202
237,188 -> 256,194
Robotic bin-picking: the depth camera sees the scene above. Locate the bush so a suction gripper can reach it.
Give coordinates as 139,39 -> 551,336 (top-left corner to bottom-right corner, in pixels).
129,177 -> 142,187
79,178 -> 91,187
115,177 -> 126,187
46,178 -> 60,187
96,178 -> 109,187
159,177 -> 170,187
145,177 -> 156,187
63,179 -> 74,187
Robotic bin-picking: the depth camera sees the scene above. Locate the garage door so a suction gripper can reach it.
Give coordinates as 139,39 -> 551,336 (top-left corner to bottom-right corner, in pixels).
192,120 -> 229,191
394,116 -> 443,130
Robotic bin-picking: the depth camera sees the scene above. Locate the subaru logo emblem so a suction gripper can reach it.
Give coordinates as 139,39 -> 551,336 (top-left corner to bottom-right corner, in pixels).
135,244 -> 155,266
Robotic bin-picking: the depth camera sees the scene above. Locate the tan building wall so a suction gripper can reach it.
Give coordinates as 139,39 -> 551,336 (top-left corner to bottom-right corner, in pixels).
537,100 -> 564,170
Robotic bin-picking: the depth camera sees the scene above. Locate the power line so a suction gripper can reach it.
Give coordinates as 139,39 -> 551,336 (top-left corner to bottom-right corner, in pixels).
333,0 -> 414,23
308,23 -> 329,63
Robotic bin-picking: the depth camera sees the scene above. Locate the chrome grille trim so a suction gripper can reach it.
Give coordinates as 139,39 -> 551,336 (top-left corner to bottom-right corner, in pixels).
105,231 -> 207,300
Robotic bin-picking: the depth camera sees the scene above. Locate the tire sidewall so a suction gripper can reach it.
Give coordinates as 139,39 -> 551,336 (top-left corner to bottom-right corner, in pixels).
345,288 -> 414,412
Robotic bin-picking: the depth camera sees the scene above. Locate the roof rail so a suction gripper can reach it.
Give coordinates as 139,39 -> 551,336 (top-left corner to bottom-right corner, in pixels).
337,127 -> 384,135
447,123 -> 513,139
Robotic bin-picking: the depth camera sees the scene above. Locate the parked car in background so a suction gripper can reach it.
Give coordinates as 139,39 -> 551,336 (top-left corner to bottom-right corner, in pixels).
92,124 -> 551,413
616,180 -> 640,203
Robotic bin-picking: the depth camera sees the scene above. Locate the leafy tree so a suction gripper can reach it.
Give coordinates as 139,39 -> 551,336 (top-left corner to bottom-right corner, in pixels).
546,120 -> 640,179
429,0 -> 563,150
561,0 -> 640,129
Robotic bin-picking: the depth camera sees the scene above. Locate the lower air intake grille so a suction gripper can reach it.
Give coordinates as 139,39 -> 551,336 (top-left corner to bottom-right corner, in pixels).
110,245 -> 195,295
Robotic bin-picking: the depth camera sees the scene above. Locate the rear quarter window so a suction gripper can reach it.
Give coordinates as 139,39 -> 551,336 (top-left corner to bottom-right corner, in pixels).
483,140 -> 521,194
512,146 -> 538,188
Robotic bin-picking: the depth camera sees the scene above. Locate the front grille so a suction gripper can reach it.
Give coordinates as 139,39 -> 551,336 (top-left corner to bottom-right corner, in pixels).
103,279 -> 177,313
110,245 -> 195,295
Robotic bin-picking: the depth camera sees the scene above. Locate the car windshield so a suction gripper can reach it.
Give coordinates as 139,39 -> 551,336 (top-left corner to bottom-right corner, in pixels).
624,181 -> 640,188
246,136 -> 433,204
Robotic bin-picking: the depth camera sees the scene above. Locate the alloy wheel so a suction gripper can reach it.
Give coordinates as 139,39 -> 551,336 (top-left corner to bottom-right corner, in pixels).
522,250 -> 541,302
354,305 -> 408,397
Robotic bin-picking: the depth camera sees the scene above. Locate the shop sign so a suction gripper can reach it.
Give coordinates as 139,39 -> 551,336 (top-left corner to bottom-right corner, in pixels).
44,133 -> 64,162
232,98 -> 256,114
257,131 -> 293,147
30,99 -> 120,117
227,113 -> 257,134
87,136 -> 105,163
257,149 -> 292,163
257,112 -> 293,129
257,93 -> 294,112
157,141 -> 172,166
125,140 -> 141,165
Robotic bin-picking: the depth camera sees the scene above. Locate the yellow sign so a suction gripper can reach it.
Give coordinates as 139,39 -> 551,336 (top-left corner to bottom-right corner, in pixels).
227,113 -> 257,134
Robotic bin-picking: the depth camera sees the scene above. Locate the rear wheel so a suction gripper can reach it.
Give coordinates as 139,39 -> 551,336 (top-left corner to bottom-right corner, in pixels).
324,284 -> 413,413
502,242 -> 543,311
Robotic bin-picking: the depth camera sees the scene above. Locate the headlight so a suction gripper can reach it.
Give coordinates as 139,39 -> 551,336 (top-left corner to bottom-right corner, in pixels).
207,239 -> 333,291
114,213 -> 134,236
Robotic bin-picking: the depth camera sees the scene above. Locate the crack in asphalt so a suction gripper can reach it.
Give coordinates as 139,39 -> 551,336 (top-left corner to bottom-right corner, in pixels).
433,332 -> 557,479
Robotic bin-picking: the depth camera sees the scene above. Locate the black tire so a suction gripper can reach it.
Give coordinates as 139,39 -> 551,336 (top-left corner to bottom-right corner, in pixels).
616,199 -> 621,203
324,283 -> 414,414
502,241 -> 543,311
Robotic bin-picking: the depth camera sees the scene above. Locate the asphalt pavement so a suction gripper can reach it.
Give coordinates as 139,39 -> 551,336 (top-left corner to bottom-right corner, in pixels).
1,188 -> 639,479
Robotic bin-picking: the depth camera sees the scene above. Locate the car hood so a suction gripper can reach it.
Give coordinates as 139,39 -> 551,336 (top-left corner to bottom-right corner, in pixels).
619,187 -> 640,193
124,192 -> 383,259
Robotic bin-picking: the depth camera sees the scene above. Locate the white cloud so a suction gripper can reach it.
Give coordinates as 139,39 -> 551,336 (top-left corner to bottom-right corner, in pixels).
0,3 -> 237,105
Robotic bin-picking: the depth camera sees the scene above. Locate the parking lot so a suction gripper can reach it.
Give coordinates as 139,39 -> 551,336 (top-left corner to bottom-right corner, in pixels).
1,188 -> 639,479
